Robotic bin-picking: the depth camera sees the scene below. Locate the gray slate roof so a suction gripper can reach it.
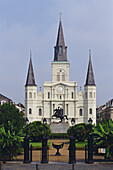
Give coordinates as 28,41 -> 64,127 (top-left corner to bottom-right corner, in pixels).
25,58 -> 37,86
0,94 -> 12,103
85,51 -> 96,86
54,20 -> 67,61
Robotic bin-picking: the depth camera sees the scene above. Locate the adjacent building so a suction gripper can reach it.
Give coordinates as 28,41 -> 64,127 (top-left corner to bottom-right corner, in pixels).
25,19 -> 96,126
96,99 -> 113,123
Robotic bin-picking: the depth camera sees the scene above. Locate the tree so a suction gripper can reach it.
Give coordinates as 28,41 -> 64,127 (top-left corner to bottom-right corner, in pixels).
0,121 -> 23,160
91,119 -> 113,160
23,121 -> 51,142
0,103 -> 24,134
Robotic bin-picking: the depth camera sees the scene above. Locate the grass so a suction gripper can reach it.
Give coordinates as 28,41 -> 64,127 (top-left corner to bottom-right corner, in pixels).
76,141 -> 88,150
29,140 -> 51,150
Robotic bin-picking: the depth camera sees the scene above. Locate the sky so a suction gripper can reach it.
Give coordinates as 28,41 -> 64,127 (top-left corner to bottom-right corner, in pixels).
0,0 -> 113,106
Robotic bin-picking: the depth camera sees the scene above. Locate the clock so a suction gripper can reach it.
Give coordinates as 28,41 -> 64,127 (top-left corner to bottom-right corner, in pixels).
57,86 -> 63,93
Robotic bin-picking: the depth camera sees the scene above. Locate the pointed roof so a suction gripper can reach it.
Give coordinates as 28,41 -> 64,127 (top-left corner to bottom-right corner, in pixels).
85,50 -> 96,86
56,20 -> 65,47
25,57 -> 37,86
54,19 -> 67,61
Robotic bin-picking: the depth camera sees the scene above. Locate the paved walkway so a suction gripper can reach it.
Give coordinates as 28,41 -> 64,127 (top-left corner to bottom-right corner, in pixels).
1,162 -> 113,170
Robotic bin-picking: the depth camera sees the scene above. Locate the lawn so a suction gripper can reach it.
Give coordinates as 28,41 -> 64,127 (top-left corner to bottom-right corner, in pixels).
29,140 -> 51,150
76,141 -> 88,150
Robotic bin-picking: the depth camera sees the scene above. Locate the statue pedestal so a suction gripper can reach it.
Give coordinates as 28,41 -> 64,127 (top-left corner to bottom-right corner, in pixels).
50,122 -> 69,133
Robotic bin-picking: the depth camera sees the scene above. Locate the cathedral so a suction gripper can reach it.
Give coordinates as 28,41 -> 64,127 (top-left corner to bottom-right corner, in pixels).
25,19 -> 96,126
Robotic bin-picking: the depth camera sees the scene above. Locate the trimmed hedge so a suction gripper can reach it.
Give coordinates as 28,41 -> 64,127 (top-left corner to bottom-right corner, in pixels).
50,133 -> 68,139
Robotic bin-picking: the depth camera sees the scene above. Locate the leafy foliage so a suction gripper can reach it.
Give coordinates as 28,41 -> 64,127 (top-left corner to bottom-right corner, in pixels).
67,123 -> 93,142
0,121 -> 23,160
50,133 -> 68,139
0,103 -> 24,134
23,121 -> 51,142
91,119 -> 113,159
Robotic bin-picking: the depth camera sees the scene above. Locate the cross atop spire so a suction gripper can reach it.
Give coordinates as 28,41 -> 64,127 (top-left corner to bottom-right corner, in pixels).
25,56 -> 37,86
85,50 -> 96,86
54,19 -> 67,61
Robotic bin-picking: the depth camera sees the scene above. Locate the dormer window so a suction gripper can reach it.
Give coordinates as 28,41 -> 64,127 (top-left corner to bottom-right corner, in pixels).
59,46 -> 62,56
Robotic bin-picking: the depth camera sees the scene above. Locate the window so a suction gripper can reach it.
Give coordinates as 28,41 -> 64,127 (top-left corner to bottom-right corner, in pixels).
89,92 -> 92,98
34,92 -> 36,98
29,92 -> 32,98
89,108 -> 92,114
79,109 -> 82,116
72,92 -> 74,99
48,92 -> 50,99
62,73 -> 65,81
67,89 -> 68,98
57,74 -> 60,81
94,92 -> 95,98
85,92 -> 87,98
25,93 -> 27,99
66,104 -> 68,115
60,95 -> 62,99
29,108 -> 32,114
39,109 -> 42,116
53,104 -> 55,114
59,46 -> 62,56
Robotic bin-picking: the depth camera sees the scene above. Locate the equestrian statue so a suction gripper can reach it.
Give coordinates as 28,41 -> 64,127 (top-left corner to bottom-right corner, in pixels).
52,107 -> 68,122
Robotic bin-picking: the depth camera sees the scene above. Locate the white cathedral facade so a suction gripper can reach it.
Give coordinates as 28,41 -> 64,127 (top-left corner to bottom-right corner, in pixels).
25,20 -> 96,126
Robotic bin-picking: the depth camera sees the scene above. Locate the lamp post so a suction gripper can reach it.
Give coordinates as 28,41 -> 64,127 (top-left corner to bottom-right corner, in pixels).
41,118 -> 48,163
23,117 -> 30,163
87,118 -> 93,163
69,118 -> 76,164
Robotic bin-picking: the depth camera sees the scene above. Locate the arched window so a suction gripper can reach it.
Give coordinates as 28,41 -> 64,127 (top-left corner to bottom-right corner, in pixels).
25,93 -> 27,99
72,92 -> 74,99
57,74 -> 60,81
29,108 -> 32,114
39,109 -> 42,116
89,108 -> 92,114
89,92 -> 92,98
48,92 -> 50,99
85,92 -> 87,98
94,92 -> 95,98
79,109 -> 82,116
59,46 -> 62,56
34,92 -> 36,98
29,92 -> 32,98
62,73 -> 65,81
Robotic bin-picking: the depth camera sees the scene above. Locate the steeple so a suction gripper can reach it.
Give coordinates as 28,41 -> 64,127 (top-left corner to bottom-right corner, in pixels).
85,50 -> 96,86
25,56 -> 37,86
54,18 -> 67,61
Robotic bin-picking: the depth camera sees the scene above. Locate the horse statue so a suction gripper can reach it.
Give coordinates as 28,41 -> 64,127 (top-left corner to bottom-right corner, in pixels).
52,107 -> 68,122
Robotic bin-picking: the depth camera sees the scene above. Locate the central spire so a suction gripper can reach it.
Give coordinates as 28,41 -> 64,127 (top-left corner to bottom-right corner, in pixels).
54,18 -> 67,61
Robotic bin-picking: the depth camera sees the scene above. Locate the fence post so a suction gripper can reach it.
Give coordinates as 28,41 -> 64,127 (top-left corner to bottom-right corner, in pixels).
41,136 -> 48,163
30,145 -> 32,162
23,136 -> 30,163
69,136 -> 76,164
87,135 -> 93,163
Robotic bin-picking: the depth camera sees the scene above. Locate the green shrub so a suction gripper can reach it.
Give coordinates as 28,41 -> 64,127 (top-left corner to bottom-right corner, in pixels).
0,121 -> 23,160
23,121 -> 51,142
50,133 -> 68,139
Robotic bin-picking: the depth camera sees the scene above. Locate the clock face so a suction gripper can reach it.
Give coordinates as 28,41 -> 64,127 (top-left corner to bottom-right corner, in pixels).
57,86 -> 63,93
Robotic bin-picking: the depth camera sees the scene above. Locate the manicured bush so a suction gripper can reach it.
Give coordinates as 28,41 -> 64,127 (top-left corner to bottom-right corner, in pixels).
67,123 -> 93,142
50,133 -> 68,139
23,121 -> 51,142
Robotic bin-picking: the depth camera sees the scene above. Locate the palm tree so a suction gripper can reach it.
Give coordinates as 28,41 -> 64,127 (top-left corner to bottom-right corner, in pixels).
91,119 -> 113,159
